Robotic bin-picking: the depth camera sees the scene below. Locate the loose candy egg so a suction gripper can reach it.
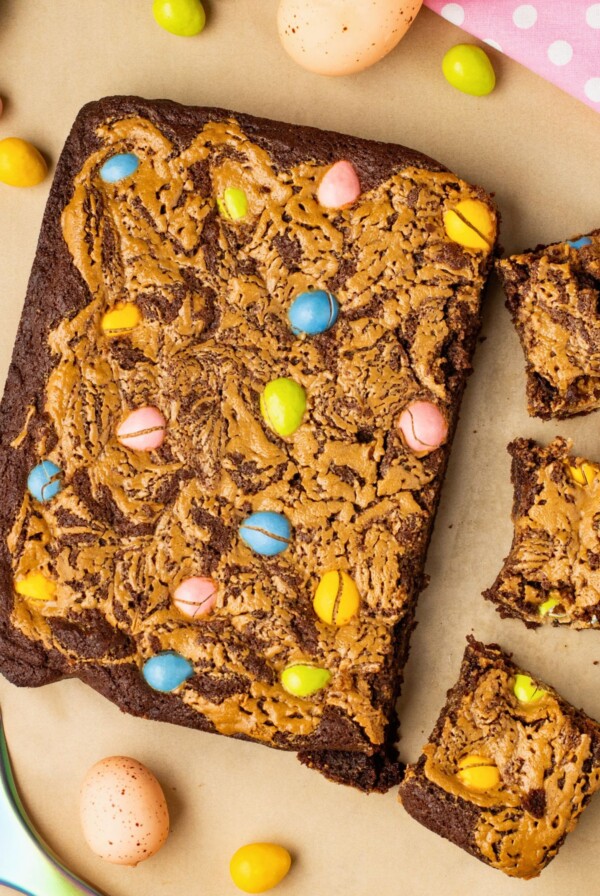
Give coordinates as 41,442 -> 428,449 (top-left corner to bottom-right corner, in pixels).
456,754 -> 500,791
317,161 -> 361,208
288,289 -> 339,335
260,377 -> 306,437
281,664 -> 331,697
442,44 -> 496,96
513,674 -> 546,705
239,511 -> 291,557
101,302 -> 141,334
173,576 -> 218,619
99,153 -> 139,184
277,0 -> 423,76
153,0 -> 206,36
313,570 -> 360,625
0,137 -> 47,187
117,406 -> 166,451
443,199 -> 495,251
15,571 -> 56,602
217,187 -> 248,221
230,842 -> 292,894
142,651 -> 194,692
27,460 -> 62,503
80,756 -> 169,866
397,400 -> 448,455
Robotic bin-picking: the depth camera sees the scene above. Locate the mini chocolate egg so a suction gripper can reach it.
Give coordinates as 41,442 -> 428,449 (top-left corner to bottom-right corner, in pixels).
27,460 -> 62,503
173,576 -> 218,619
239,511 -> 291,556
317,161 -> 360,208
15,571 -> 56,602
397,401 -> 448,455
143,651 -> 194,692
281,664 -> 331,697
313,570 -> 360,625
568,236 -> 593,249
101,302 -> 141,335
260,377 -> 306,437
80,756 -> 169,866
0,137 -> 47,187
288,289 -> 339,335
99,153 -> 139,184
117,406 -> 166,451
230,842 -> 292,894
277,0 -> 423,76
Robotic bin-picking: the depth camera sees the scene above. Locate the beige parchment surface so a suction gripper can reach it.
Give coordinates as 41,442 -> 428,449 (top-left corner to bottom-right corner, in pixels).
0,2 -> 600,894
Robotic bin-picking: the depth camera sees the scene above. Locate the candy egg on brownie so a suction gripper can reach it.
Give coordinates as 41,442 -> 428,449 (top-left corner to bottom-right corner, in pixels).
288,289 -> 339,335
239,511 -> 291,556
143,651 -> 194,692
397,400 -> 448,455
117,406 -> 166,451
281,664 -> 331,697
173,576 -> 218,619
317,160 -> 360,208
27,460 -> 62,502
314,570 -> 360,625
260,377 -> 306,437
278,0 -> 423,76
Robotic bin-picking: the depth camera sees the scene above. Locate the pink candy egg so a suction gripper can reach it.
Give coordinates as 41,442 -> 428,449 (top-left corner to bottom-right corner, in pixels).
317,160 -> 361,208
173,576 -> 218,619
117,406 -> 166,451
397,400 -> 448,455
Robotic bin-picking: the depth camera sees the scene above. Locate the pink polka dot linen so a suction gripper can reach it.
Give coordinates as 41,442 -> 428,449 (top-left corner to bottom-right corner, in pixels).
424,1 -> 600,111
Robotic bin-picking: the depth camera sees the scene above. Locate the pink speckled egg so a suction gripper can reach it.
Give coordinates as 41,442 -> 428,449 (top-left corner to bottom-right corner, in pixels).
317,160 -> 360,208
117,406 -> 166,451
397,400 -> 448,455
173,576 -> 218,619
80,756 -> 169,866
278,0 -> 423,76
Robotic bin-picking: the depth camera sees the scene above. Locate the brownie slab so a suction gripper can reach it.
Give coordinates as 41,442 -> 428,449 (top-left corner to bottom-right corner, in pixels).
0,96 -> 497,788
497,229 -> 600,419
484,436 -> 600,629
399,638 -> 600,879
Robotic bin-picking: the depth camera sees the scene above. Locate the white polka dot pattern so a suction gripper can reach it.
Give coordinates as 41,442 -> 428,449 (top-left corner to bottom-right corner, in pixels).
422,1 -> 600,110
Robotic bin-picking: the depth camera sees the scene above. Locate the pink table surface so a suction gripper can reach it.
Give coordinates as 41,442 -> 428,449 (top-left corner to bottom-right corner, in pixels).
424,1 -> 600,112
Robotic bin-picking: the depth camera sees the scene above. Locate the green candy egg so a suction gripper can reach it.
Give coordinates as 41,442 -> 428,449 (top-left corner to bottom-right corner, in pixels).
513,674 -> 546,705
281,664 -> 331,697
153,0 -> 206,36
260,377 -> 306,437
442,44 -> 496,97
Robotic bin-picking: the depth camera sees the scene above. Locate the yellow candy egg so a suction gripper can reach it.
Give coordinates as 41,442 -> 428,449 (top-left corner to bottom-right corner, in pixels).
101,303 -> 142,335
277,0 -> 423,77
456,754 -> 500,791
230,842 -> 292,894
313,570 -> 360,625
566,462 -> 597,486
443,199 -> 495,250
15,571 -> 56,602
0,138 -> 47,187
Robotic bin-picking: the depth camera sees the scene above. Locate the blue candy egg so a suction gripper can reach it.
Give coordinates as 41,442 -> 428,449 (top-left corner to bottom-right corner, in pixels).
143,651 -> 194,692
27,460 -> 62,503
288,290 -> 339,336
567,236 -> 592,250
99,153 -> 140,184
239,511 -> 291,556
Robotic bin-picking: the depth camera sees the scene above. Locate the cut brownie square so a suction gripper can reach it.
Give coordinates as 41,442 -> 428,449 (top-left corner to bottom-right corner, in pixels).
496,228 -> 600,419
399,637 -> 600,879
484,436 -> 600,629
0,96 -> 497,790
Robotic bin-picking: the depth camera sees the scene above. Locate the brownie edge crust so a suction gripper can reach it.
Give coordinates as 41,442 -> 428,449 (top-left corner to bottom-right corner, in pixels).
0,96 -> 497,790
399,638 -> 600,878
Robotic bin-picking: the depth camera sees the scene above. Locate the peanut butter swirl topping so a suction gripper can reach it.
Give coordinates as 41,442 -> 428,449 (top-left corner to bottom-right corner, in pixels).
8,113 -> 495,750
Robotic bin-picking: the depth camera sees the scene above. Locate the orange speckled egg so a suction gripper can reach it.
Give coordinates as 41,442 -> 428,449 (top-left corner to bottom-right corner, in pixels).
80,756 -> 169,866
277,0 -> 423,76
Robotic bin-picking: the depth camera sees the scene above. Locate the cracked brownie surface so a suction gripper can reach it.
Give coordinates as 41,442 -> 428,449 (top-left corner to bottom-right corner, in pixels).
399,638 -> 600,879
497,230 -> 600,419
485,436 -> 600,629
0,96 -> 496,786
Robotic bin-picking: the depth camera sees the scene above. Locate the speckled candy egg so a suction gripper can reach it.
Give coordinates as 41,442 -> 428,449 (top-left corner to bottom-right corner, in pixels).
277,0 -> 423,76
80,756 -> 169,866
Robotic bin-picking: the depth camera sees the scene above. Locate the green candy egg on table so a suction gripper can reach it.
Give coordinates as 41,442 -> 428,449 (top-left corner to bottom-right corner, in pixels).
442,44 -> 496,96
152,0 -> 206,36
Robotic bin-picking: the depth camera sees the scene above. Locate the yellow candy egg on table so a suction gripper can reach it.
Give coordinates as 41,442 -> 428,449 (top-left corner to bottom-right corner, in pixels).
230,842 -> 292,893
277,0 -> 423,76
0,137 -> 47,187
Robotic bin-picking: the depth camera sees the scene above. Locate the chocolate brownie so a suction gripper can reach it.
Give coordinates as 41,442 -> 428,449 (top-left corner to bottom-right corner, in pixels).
399,638 -> 600,879
496,229 -> 600,419
0,96 -> 497,790
484,436 -> 600,629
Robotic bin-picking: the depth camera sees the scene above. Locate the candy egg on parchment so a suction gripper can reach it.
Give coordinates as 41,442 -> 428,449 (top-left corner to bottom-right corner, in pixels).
80,756 -> 170,866
277,0 -> 423,76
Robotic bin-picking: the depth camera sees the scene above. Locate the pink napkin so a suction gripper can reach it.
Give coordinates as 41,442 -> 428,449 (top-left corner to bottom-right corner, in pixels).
424,1 -> 600,112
